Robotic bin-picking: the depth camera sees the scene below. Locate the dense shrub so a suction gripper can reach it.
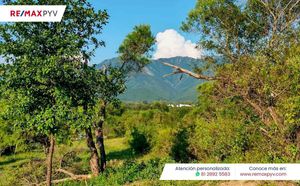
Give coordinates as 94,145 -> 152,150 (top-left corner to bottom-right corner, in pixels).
171,128 -> 195,162
152,128 -> 174,157
188,118 -> 249,162
128,127 -> 151,154
104,103 -> 189,139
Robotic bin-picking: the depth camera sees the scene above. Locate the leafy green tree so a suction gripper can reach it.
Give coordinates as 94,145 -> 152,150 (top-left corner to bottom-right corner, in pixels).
162,0 -> 300,159
0,0 -> 108,184
93,24 -> 155,171
118,25 -> 155,73
92,65 -> 125,172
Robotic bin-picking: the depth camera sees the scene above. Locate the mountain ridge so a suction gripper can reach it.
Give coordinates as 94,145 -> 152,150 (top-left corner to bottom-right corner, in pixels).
96,57 -> 204,102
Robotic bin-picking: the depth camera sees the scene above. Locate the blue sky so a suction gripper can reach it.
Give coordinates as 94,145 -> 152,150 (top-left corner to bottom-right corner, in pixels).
0,1 -> 199,64
89,0 -> 198,64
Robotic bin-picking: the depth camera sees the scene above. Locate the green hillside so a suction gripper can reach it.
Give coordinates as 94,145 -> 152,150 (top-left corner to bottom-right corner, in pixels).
97,57 -> 204,102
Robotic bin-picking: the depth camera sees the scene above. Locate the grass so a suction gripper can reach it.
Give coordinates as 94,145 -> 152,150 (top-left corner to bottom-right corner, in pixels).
0,137 -> 131,186
106,137 -> 128,153
1,138 -> 299,186
0,150 -> 45,186
0,151 -> 43,171
0,137 -> 131,170
106,137 -> 134,160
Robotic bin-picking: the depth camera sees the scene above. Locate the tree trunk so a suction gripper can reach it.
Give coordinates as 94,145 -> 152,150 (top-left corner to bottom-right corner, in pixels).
43,136 -> 50,155
296,128 -> 300,161
46,134 -> 55,186
95,128 -> 106,172
83,102 -> 100,176
85,127 -> 100,176
95,102 -> 107,172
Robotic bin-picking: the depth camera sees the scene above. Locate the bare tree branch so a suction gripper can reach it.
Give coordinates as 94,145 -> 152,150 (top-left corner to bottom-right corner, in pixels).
289,0 -> 300,12
38,169 -> 92,186
162,71 -> 181,78
161,62 -> 217,81
57,168 -> 76,178
259,0 -> 276,20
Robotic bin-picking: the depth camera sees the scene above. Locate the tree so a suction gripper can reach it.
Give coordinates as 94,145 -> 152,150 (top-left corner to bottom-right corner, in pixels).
0,0 -> 108,185
67,63 -> 103,176
162,0 -> 300,158
118,25 -> 155,73
93,24 -> 155,171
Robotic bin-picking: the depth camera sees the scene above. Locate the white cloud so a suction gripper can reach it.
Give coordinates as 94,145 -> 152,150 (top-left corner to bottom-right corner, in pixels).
153,29 -> 202,59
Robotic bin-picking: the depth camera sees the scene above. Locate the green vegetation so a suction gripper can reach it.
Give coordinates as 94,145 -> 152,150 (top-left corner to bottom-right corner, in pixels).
0,0 -> 299,186
0,102 -> 299,185
0,0 -> 155,184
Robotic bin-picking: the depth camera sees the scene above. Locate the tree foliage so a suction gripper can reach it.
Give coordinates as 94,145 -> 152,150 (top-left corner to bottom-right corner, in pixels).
0,0 -> 109,183
118,25 -> 155,72
162,0 -> 300,161
166,0 -> 300,133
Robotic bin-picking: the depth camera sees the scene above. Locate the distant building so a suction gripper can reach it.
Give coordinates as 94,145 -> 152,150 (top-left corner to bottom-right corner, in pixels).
167,103 -> 192,108
178,104 -> 192,107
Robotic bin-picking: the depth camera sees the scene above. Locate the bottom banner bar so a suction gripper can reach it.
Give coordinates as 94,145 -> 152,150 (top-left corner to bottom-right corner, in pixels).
160,164 -> 300,180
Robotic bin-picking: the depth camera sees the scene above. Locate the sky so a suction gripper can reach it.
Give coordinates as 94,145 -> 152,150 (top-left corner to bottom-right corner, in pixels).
89,0 -> 199,64
0,0 -> 200,64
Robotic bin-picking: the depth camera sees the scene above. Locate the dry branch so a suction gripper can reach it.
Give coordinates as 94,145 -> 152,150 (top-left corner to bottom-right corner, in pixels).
59,151 -> 76,169
38,169 -> 92,186
161,62 -> 217,81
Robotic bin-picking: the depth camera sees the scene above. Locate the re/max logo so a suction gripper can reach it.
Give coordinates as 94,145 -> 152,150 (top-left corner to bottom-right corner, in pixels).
10,10 -> 58,17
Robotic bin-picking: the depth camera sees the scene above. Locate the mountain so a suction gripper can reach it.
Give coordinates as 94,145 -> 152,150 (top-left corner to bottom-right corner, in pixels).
96,57 -> 205,102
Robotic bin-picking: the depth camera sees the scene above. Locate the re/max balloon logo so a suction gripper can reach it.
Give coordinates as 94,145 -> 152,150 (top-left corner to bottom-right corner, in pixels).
10,10 -> 58,17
